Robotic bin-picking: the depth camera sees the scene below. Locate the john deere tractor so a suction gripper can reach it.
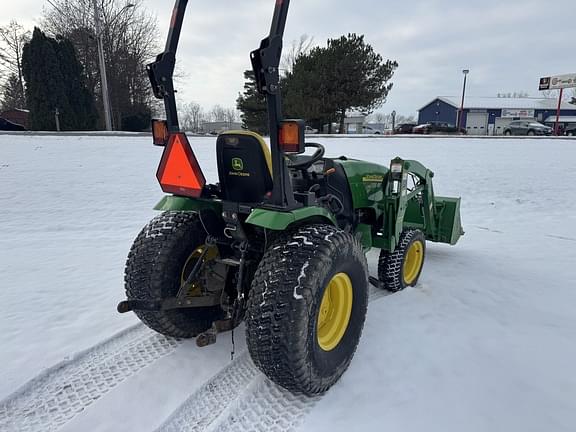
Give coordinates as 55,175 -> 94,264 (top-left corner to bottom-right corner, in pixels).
118,0 -> 463,395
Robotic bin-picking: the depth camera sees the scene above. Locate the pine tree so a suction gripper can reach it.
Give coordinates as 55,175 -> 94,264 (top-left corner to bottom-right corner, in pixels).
22,28 -> 66,130
236,70 -> 269,135
0,73 -> 26,110
282,34 -> 398,133
22,28 -> 97,130
324,34 -> 397,133
282,49 -> 336,131
53,37 -> 97,130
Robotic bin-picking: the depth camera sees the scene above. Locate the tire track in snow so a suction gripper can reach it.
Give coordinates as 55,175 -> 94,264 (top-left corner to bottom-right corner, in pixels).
158,286 -> 388,432
156,352 -> 258,432
0,324 -> 181,432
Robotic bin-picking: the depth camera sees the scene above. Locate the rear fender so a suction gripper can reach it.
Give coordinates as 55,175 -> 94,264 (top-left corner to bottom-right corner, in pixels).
245,206 -> 337,231
154,195 -> 223,213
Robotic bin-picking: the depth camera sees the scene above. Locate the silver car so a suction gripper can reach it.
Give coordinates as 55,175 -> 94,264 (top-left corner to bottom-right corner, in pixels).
504,121 -> 553,136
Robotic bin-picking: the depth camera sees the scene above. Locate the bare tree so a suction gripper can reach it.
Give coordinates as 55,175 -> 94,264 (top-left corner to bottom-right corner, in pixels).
396,114 -> 415,124
42,0 -> 159,129
0,21 -> 30,109
281,34 -> 314,74
373,112 -> 385,123
541,89 -> 571,101
208,104 -> 227,123
224,107 -> 239,125
497,91 -> 529,98
180,101 -> 204,132
366,112 -> 414,128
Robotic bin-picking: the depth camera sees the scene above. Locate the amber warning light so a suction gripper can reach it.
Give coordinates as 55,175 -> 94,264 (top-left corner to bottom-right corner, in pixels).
152,119 -> 169,146
279,119 -> 305,154
156,133 -> 206,198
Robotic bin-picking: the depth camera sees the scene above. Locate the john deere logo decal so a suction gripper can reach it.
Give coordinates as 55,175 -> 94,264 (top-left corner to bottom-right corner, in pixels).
232,158 -> 244,171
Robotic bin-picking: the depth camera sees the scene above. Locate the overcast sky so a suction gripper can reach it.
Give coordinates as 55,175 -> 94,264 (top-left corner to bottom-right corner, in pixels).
4,0 -> 575,117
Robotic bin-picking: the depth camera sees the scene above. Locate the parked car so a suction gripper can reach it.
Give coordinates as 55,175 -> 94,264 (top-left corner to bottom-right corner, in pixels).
305,125 -> 318,134
503,121 -> 552,136
0,117 -> 26,131
394,123 -> 416,134
565,124 -> 576,136
412,121 -> 465,135
362,125 -> 383,135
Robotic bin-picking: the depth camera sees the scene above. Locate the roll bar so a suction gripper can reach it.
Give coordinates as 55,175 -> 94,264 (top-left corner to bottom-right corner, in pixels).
148,0 -> 299,208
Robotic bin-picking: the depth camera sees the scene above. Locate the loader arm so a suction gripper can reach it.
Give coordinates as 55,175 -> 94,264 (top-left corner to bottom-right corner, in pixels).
374,158 -> 462,251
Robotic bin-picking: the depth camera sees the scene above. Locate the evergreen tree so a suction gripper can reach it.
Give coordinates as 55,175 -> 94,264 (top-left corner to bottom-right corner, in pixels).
22,28 -> 97,131
121,103 -> 152,132
324,34 -> 397,133
0,73 -> 26,111
236,70 -> 269,135
283,34 -> 398,133
54,37 -> 98,130
282,49 -> 337,131
22,28 -> 66,130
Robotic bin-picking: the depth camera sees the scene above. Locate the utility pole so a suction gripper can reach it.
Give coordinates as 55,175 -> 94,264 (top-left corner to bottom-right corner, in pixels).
55,107 -> 61,131
93,0 -> 112,131
458,69 -> 469,132
554,88 -> 564,136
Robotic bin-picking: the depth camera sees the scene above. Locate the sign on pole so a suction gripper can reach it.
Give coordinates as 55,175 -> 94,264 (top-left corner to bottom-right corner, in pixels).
539,73 -> 576,91
539,73 -> 575,136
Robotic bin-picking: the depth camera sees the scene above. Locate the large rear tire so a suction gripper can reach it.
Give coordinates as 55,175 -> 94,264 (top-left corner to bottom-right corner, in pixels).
246,225 -> 369,395
377,229 -> 426,292
124,211 -> 224,338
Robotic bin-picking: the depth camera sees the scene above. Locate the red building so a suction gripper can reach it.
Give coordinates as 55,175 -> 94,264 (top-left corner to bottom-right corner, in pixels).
0,109 -> 29,128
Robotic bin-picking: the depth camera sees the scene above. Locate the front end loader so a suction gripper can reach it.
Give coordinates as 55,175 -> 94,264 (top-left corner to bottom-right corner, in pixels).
117,0 -> 463,395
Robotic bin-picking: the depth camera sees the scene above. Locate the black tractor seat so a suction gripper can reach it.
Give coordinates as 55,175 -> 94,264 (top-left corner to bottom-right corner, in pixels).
216,131 -> 273,204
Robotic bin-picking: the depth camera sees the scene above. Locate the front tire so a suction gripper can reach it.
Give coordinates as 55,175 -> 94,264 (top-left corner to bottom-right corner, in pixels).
124,211 -> 224,338
377,229 -> 426,292
246,225 -> 368,395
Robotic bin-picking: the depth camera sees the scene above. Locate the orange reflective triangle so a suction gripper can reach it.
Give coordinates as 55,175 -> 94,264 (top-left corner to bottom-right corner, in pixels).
157,133 -> 205,197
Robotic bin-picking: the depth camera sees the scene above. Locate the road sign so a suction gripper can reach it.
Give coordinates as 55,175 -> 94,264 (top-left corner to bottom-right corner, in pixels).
539,73 -> 576,91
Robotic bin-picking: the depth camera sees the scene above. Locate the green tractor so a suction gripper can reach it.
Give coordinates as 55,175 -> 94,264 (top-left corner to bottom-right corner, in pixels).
118,0 -> 463,395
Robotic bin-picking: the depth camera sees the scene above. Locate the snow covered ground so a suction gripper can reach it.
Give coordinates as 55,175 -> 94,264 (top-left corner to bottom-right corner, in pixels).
0,134 -> 575,432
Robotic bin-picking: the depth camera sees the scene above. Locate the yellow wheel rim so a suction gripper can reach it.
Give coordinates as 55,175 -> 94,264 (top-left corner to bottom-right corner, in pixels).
317,273 -> 353,352
180,245 -> 219,295
403,241 -> 424,285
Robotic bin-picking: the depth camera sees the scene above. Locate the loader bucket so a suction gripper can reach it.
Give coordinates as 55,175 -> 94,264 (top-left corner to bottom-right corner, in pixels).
433,196 -> 464,245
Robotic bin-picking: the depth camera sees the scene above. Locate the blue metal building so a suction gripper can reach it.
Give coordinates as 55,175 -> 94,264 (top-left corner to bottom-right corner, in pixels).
418,96 -> 576,135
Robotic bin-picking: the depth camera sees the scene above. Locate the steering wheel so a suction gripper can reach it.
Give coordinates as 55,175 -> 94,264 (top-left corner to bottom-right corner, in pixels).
286,143 -> 325,170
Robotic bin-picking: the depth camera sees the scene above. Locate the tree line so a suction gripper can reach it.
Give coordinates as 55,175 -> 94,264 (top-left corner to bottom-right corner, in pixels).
178,102 -> 240,133
1,10 -> 401,133
0,0 -> 157,131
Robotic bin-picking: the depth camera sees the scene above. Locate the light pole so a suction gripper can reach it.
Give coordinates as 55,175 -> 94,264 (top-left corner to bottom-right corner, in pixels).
458,69 -> 469,133
93,1 -> 134,131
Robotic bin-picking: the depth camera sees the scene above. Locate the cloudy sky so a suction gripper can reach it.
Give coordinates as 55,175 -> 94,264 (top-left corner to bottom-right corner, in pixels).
4,0 -> 575,117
